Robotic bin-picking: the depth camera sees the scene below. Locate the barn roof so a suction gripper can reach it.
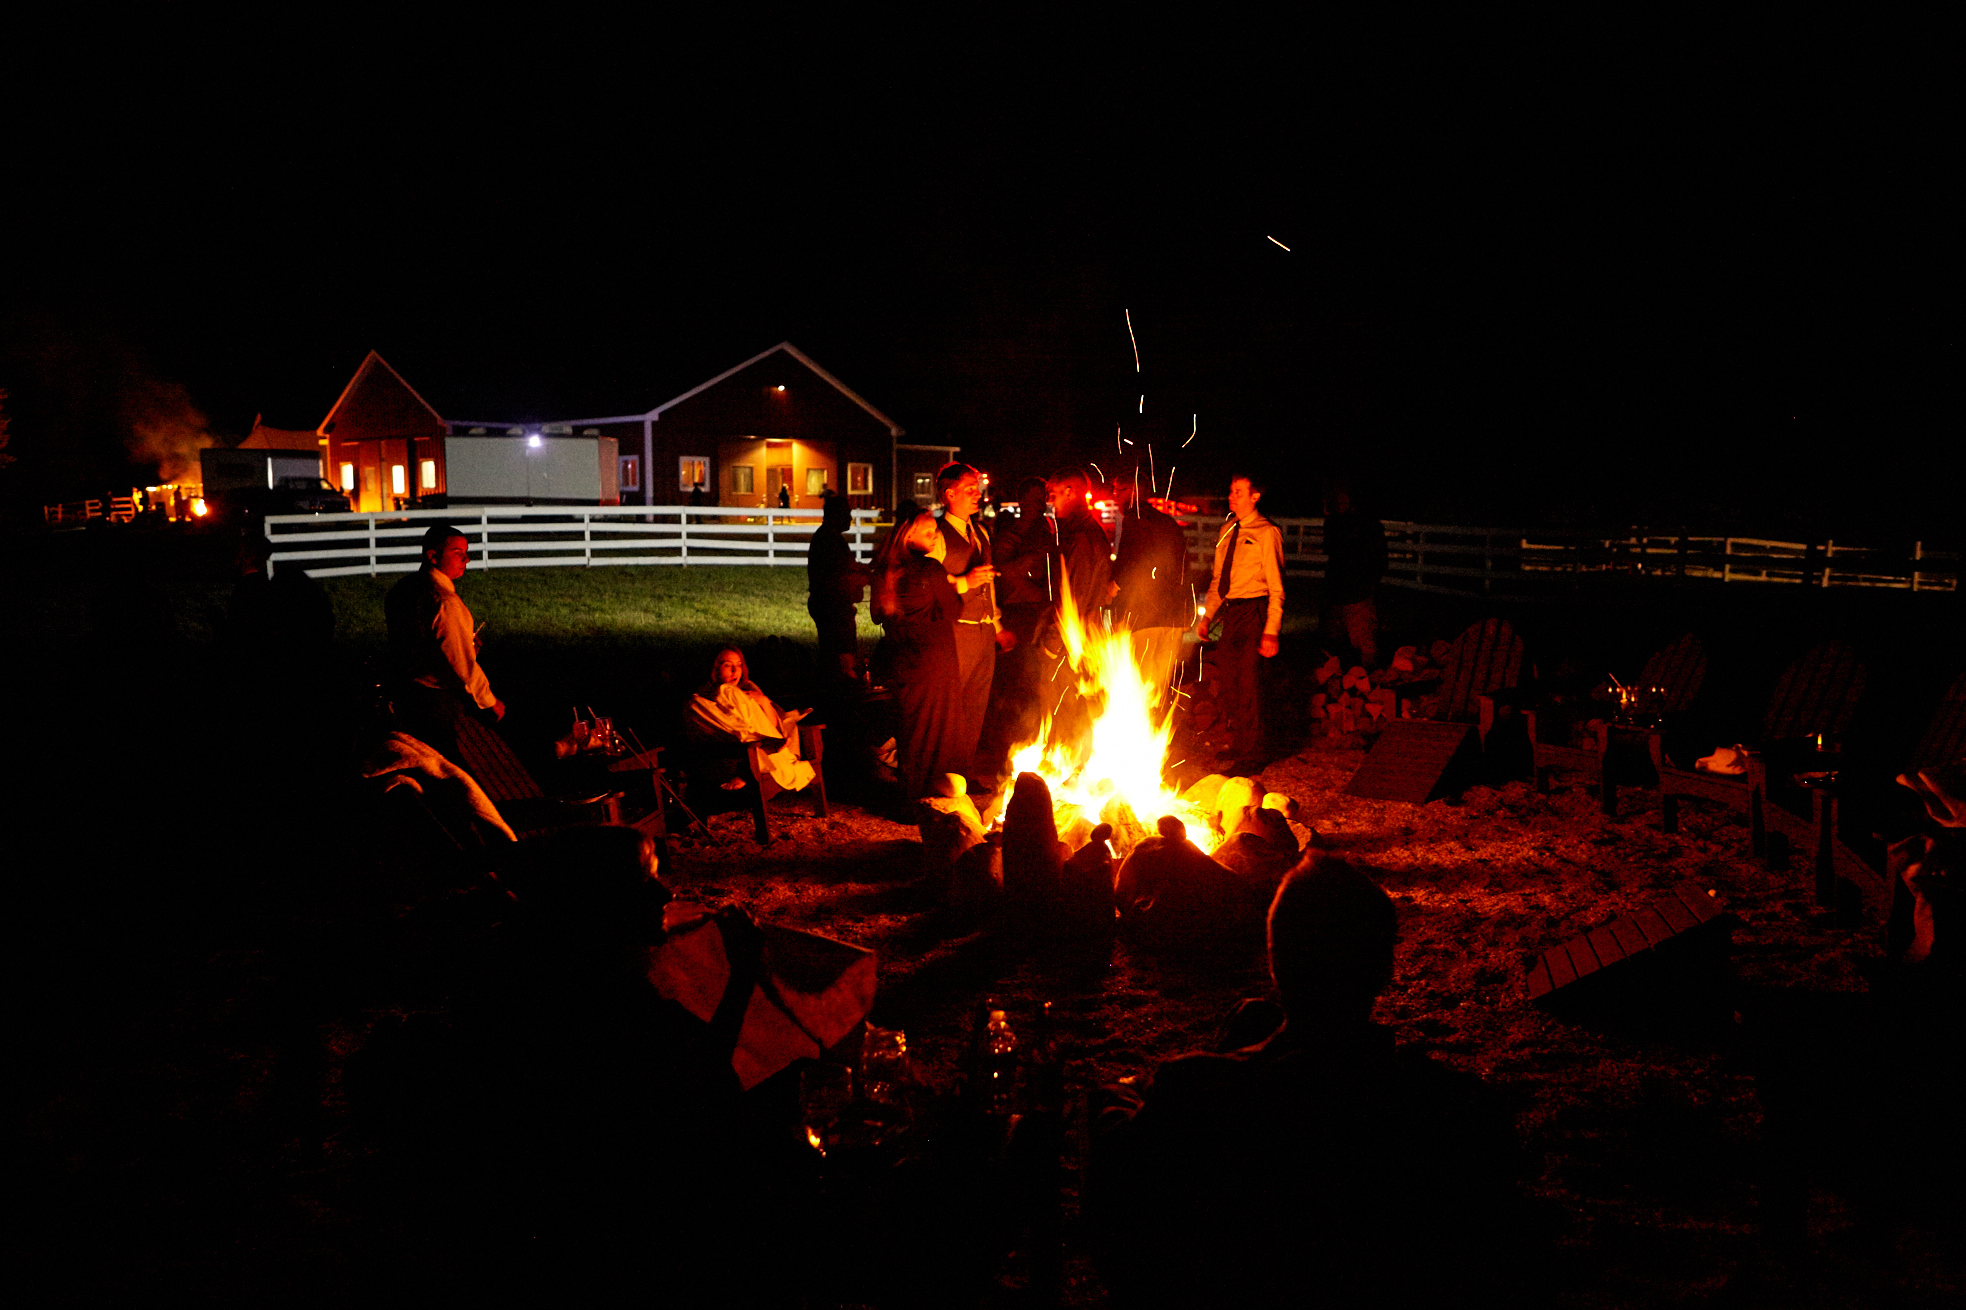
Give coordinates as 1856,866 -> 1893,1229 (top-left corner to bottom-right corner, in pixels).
649,342 -> 903,436
318,351 -> 448,440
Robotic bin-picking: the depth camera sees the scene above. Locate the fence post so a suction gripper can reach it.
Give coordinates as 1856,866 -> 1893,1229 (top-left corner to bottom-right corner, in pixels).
368,514 -> 378,577
1483,531 -> 1492,595
1912,541 -> 1921,592
1414,530 -> 1425,590
583,513 -> 592,567
681,509 -> 689,566
481,510 -> 491,567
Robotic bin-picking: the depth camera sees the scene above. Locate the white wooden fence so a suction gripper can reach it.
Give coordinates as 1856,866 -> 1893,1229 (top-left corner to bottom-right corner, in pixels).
1179,519 -> 1958,596
264,503 -> 1956,596
264,505 -> 880,578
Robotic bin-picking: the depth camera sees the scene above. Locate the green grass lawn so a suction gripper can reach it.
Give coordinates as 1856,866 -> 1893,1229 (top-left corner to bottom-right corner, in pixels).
323,565 -> 886,655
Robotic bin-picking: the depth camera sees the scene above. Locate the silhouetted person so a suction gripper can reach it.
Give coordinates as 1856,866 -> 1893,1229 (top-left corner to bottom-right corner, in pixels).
1195,473 -> 1284,773
1044,466 -> 1114,627
807,491 -> 870,679
385,523 -> 504,762
979,475 -> 1054,770
873,508 -> 965,798
1112,478 -> 1191,689
777,483 -> 792,509
1320,477 -> 1387,669
223,529 -> 334,668
689,481 -> 707,507
1090,855 -> 1527,1307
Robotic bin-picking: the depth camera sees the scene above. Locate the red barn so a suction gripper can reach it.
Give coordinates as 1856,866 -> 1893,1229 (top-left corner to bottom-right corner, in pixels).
551,342 -> 907,511
320,352 -> 449,513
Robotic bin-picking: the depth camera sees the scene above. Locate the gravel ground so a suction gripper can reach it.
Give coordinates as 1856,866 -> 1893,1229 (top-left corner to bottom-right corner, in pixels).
658,715 -> 1956,1307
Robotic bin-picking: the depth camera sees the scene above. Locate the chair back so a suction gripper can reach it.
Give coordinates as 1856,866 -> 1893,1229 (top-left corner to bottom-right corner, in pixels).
1910,670 -> 1966,772
1636,633 -> 1708,714
1438,618 -> 1524,722
1761,641 -> 1866,742
453,714 -> 545,804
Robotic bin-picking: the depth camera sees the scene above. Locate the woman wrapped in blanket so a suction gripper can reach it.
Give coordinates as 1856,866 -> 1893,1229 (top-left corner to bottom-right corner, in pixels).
686,647 -> 817,797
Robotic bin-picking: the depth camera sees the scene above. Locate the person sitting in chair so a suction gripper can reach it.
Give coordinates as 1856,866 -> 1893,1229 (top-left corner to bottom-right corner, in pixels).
686,647 -> 817,797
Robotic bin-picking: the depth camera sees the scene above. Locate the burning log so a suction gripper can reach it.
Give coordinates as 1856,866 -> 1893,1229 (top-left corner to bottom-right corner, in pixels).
1003,772 -> 1067,916
1114,815 -> 1264,950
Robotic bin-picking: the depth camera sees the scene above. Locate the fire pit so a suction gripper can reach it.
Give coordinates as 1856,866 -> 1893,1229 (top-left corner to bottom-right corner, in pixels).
1004,573 -> 1220,860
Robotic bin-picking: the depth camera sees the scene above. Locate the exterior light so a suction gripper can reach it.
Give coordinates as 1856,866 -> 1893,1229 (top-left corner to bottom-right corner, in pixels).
528,435 -> 542,448
190,498 -> 209,518
775,385 -> 786,392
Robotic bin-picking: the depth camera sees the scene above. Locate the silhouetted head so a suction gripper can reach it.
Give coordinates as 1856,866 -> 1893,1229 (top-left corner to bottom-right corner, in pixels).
821,489 -> 851,530
1323,476 -> 1354,516
1266,854 -> 1397,1024
420,523 -> 469,579
1017,475 -> 1049,518
1047,467 -> 1092,520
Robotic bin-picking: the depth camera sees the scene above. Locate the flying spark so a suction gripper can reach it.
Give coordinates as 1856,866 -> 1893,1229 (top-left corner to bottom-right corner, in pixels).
1125,308 -> 1140,372
1138,395 -> 1144,414
1266,235 -> 1291,251
1090,461 -> 1105,481
1183,414 -> 1196,448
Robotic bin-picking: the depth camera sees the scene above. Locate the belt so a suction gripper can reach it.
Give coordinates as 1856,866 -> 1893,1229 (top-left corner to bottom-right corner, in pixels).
1218,596 -> 1265,608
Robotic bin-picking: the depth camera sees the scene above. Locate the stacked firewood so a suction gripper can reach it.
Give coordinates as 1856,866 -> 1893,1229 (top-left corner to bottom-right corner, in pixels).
1309,641 -> 1454,734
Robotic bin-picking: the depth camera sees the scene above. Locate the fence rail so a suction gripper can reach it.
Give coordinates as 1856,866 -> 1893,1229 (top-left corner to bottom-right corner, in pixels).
264,504 -> 1957,596
265,505 -> 880,578
1180,520 -> 1958,597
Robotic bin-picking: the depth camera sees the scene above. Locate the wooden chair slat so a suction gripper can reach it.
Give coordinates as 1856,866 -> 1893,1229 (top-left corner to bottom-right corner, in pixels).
1911,670 -> 1966,772
1439,618 -> 1525,722
454,714 -> 545,804
1639,633 -> 1708,714
1764,642 -> 1865,740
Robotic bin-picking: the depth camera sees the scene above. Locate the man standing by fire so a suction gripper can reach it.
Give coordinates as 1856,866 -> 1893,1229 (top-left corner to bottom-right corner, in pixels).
1195,474 -> 1284,774
936,463 -> 1014,785
386,522 -> 505,763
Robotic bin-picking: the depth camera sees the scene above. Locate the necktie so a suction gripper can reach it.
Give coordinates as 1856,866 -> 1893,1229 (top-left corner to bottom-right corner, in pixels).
1215,518 -> 1240,600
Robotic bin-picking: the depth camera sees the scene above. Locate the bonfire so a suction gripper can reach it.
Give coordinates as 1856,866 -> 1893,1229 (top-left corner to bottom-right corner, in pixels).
1007,570 -> 1221,857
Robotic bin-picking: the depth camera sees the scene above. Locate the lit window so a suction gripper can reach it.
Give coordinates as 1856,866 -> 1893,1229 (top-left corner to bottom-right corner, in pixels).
912,472 -> 935,500
679,456 -> 708,492
391,465 -> 407,495
732,465 -> 755,494
340,463 -> 356,492
420,459 -> 437,490
847,462 -> 873,496
619,455 -> 641,491
805,467 -> 828,495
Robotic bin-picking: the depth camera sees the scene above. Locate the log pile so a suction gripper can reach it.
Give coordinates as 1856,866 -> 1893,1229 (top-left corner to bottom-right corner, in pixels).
1309,642 -> 1453,736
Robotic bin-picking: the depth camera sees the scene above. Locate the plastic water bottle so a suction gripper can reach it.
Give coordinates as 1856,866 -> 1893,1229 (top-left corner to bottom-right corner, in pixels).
985,1009 -> 1019,1117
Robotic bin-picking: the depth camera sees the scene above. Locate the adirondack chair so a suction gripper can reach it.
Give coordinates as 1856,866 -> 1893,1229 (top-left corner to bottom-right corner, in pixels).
1527,633 -> 1707,815
676,723 -> 829,845
450,713 -> 627,840
1426,617 -> 1526,745
1660,642 -> 1866,867
1879,670 -> 1966,944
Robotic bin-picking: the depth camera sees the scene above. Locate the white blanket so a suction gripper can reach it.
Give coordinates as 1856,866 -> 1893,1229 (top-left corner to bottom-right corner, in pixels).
361,731 -> 517,841
687,681 -> 816,800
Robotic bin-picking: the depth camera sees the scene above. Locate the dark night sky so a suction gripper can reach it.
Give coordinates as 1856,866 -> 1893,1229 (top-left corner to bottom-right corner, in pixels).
4,21 -> 1958,537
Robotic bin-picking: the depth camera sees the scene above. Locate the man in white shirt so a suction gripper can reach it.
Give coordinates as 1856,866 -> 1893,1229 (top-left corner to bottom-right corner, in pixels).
387,523 -> 506,761
1195,474 -> 1285,772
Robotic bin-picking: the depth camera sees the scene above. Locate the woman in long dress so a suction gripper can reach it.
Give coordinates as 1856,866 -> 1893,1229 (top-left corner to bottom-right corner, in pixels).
685,647 -> 816,799
872,509 -> 964,799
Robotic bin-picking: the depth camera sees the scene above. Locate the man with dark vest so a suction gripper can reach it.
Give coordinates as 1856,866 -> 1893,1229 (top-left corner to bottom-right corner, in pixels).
1195,473 -> 1284,774
936,462 -> 1014,784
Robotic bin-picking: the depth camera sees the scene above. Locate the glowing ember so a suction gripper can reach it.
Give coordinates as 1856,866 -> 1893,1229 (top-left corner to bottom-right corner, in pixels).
1008,569 -> 1219,856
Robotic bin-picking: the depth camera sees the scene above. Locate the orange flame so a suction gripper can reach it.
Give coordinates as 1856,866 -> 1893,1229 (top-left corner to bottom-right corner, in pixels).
1009,568 -> 1217,854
